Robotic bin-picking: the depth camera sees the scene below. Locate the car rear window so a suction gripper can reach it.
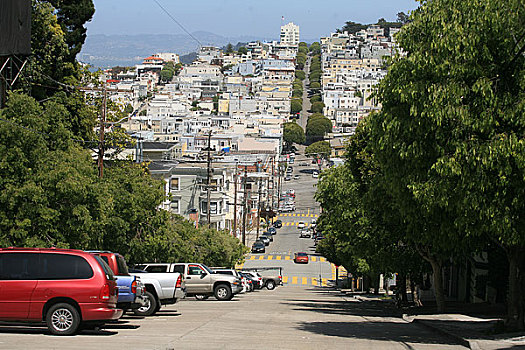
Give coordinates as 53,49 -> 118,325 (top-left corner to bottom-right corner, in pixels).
93,255 -> 115,280
297,253 -> 307,256
40,253 -> 94,280
0,253 -> 39,280
116,255 -> 130,275
145,265 -> 168,273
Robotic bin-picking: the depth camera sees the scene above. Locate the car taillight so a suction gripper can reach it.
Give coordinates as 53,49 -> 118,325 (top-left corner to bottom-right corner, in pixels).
176,274 -> 182,288
131,280 -> 137,294
100,284 -> 110,300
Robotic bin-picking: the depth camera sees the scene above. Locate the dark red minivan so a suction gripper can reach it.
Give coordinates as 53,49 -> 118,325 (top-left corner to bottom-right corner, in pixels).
0,248 -> 123,335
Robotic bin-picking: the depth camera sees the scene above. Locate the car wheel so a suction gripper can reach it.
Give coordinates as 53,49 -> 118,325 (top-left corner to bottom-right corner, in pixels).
266,280 -> 276,290
195,294 -> 209,301
46,303 -> 81,336
133,291 -> 158,316
214,284 -> 233,301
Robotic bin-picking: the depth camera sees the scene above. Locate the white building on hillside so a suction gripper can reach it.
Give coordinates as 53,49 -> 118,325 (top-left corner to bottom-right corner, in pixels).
280,22 -> 300,46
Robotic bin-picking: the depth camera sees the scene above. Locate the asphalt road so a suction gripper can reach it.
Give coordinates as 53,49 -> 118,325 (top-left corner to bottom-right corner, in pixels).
0,287 -> 466,350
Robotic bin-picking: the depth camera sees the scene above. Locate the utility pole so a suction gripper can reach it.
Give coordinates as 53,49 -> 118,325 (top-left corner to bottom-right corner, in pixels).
98,83 -> 107,178
241,165 -> 248,246
233,170 -> 238,237
271,157 -> 275,210
256,178 -> 262,239
206,130 -> 212,227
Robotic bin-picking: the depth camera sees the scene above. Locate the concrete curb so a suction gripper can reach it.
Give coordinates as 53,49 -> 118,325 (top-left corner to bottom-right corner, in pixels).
402,314 -> 479,349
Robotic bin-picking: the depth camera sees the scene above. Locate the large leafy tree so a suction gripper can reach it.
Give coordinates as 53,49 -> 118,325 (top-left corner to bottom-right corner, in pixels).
283,122 -> 305,147
47,0 -> 95,62
369,0 -> 525,318
305,140 -> 331,160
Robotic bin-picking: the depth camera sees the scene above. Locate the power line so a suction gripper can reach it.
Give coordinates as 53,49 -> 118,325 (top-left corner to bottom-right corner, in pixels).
152,0 -> 203,47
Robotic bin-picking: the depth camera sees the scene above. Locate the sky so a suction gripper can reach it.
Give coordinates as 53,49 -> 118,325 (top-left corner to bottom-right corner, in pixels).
86,0 -> 419,40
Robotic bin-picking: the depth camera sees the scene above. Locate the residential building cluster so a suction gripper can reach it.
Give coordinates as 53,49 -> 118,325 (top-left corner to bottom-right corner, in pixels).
92,24 -> 301,237
320,25 -> 400,136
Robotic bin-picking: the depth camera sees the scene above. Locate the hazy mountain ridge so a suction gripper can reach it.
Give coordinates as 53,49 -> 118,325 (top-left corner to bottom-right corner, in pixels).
79,31 -> 275,68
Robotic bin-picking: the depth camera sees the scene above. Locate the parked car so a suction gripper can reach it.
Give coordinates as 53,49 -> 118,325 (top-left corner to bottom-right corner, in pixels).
135,263 -> 242,301
300,229 -> 311,238
128,268 -> 186,316
312,171 -> 319,178
297,221 -> 306,229
284,175 -> 292,181
294,252 -> 309,264
258,236 -> 271,246
293,175 -> 300,180
213,269 -> 249,293
261,231 -> 273,242
273,220 -> 282,228
238,272 -> 256,291
286,189 -> 295,197
251,241 -> 265,253
241,271 -> 264,289
268,227 -> 277,235
0,248 -> 122,335
88,251 -> 145,312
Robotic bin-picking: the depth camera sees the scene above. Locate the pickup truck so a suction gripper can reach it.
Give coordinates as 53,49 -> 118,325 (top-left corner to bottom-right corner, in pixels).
88,251 -> 144,312
135,263 -> 242,301
92,252 -> 186,316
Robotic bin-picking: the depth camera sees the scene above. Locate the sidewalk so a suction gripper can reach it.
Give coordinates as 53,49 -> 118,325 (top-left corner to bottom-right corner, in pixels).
342,293 -> 525,349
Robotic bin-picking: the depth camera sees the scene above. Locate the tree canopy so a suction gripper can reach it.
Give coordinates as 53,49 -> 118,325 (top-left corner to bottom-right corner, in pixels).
283,122 -> 305,146
319,0 -> 525,321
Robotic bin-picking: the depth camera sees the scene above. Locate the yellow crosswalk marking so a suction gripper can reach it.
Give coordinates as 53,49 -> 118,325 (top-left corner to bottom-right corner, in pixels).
320,257 -> 326,262
292,276 -> 298,284
302,277 -> 307,285
322,278 -> 328,287
312,278 -> 317,285
283,276 -> 288,283
258,255 -> 264,260
249,256 -> 255,260
268,255 -> 273,260
285,256 -> 290,260
276,255 -> 281,260
311,256 -> 317,262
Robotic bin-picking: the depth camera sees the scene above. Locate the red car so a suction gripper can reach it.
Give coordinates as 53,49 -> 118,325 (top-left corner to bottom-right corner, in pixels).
0,248 -> 123,335
294,252 -> 309,264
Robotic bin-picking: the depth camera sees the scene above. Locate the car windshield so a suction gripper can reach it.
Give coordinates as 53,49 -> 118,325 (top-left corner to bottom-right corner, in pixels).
297,253 -> 307,256
201,264 -> 214,274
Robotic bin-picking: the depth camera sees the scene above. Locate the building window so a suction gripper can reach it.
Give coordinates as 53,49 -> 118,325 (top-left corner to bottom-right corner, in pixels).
171,200 -> 180,214
170,177 -> 180,191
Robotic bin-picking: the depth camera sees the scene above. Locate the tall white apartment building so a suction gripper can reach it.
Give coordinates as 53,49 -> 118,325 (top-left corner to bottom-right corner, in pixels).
280,22 -> 300,46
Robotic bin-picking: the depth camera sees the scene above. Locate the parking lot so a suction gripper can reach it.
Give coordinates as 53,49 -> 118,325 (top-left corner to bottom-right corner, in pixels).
0,284 -> 466,350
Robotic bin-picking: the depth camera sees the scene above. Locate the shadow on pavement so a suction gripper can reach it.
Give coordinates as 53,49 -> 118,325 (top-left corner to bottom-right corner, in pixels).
296,320 -> 461,346
0,324 -> 118,336
284,298 -> 402,318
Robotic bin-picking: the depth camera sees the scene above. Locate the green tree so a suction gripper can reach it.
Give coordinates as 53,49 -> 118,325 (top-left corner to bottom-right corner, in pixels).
305,141 -> 331,159
225,43 -> 234,53
397,11 -> 409,24
369,0 -> 525,317
291,99 -> 302,114
295,70 -> 306,80
310,101 -> 325,113
306,119 -> 328,143
47,0 -> 95,62
237,46 -> 248,55
310,82 -> 321,90
283,122 -> 305,147
310,95 -> 322,103
338,21 -> 367,35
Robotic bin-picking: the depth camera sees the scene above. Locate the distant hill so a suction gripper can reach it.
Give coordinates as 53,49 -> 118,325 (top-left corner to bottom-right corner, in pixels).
79,31 -> 274,68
